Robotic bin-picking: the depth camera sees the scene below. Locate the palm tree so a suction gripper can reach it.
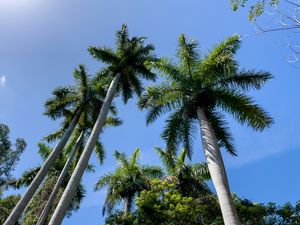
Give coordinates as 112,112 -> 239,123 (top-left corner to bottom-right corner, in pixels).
138,34 -> 273,225
35,132 -> 84,225
156,147 -> 211,198
95,148 -> 163,215
35,67 -> 121,225
156,148 -> 222,222
11,143 -> 87,225
48,25 -> 157,225
4,64 -> 110,225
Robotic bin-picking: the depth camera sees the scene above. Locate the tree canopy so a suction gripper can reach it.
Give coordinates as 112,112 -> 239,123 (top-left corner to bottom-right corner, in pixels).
0,124 -> 26,194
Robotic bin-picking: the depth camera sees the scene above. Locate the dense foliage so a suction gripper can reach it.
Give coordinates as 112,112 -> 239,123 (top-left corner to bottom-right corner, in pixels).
11,143 -> 86,225
95,148 -> 163,215
104,179 -> 300,225
3,26 -> 298,225
0,124 -> 26,194
0,195 -> 21,225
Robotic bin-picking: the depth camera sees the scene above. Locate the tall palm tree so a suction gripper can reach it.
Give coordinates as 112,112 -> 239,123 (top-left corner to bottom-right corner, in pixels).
35,68 -> 121,225
48,25 -> 157,225
4,64 -> 108,225
138,34 -> 273,225
95,148 -> 163,215
11,143 -> 87,225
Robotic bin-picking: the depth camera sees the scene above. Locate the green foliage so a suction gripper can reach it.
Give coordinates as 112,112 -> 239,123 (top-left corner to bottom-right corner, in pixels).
0,124 -> 26,193
44,65 -> 123,169
95,148 -> 163,215
233,195 -> 300,225
0,194 -> 21,224
230,0 -> 280,21
11,143 -> 86,225
139,34 -> 273,157
88,24 -> 157,103
104,179 -> 220,225
156,148 -> 211,198
104,179 -> 300,225
21,175 -> 85,225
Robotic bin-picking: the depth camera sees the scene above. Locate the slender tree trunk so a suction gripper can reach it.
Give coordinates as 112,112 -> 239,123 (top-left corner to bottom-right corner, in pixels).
123,196 -> 132,216
48,73 -> 121,225
196,107 -> 240,225
35,131 -> 84,225
4,109 -> 82,225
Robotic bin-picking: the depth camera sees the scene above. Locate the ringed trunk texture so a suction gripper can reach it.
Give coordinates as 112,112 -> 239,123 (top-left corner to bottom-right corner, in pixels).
48,73 -> 121,225
196,107 -> 240,225
4,109 -> 82,225
36,132 -> 84,225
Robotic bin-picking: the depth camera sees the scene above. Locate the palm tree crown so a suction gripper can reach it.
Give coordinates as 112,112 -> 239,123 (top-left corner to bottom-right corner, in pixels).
88,25 -> 157,103
95,148 -> 163,215
156,147 -> 211,198
44,64 -> 121,163
139,34 -> 273,157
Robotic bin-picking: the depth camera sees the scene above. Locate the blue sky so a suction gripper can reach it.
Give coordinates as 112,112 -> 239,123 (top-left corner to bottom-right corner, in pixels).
1,0 -> 300,224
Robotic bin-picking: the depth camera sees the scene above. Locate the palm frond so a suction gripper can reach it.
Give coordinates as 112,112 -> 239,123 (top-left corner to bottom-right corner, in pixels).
94,174 -> 112,191
94,141 -> 105,165
181,117 -> 195,159
88,47 -> 119,65
37,142 -> 52,160
11,166 -> 40,189
208,110 -> 236,155
193,163 -> 211,180
177,34 -> 199,75
215,69 -> 273,91
141,165 -> 164,178
43,128 -> 64,142
161,108 -> 186,155
155,147 -> 176,172
130,148 -> 140,166
214,89 -> 273,131
114,151 -> 130,169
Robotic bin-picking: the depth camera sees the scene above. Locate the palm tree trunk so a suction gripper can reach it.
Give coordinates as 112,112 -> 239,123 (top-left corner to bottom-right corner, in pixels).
48,73 -> 121,225
4,109 -> 82,225
123,196 -> 132,216
35,131 -> 84,225
196,107 -> 240,225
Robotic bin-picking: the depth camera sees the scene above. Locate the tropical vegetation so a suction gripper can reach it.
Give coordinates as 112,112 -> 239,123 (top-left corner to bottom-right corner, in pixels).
2,24 -> 297,225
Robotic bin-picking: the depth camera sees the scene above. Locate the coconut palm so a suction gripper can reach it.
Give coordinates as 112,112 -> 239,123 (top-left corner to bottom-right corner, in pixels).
48,25 -> 157,225
138,34 -> 273,225
95,148 -> 163,215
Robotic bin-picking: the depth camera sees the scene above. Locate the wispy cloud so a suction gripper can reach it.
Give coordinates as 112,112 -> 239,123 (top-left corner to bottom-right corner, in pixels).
0,76 -> 6,87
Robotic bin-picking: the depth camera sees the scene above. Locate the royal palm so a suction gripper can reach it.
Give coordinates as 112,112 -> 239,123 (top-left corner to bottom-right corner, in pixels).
95,148 -> 163,215
35,65 -> 121,225
156,147 -> 211,198
139,34 -> 273,225
4,65 -> 110,225
11,142 -> 87,225
49,25 -> 157,225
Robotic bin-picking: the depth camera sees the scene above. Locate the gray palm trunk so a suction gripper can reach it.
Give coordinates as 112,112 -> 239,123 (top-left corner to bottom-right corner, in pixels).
48,73 -> 121,225
36,131 -> 84,225
123,196 -> 132,216
4,109 -> 82,225
196,107 -> 240,225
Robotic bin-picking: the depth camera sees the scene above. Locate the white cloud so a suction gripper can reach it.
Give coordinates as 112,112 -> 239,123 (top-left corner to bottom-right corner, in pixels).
0,76 -> 6,86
